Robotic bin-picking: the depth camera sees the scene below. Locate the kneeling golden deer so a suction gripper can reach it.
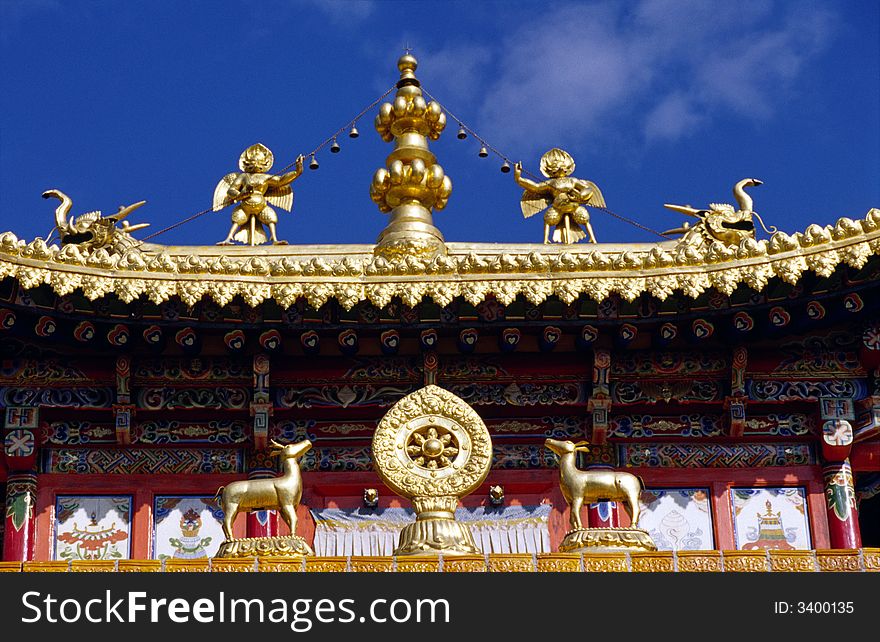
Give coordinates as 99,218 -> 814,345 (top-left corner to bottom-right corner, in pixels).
545,438 -> 643,530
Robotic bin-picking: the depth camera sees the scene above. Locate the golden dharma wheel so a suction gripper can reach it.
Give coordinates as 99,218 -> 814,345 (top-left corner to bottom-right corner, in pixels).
372,385 -> 492,501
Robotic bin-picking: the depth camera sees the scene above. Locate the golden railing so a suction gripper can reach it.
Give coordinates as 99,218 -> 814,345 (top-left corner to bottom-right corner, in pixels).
2,549 -> 877,572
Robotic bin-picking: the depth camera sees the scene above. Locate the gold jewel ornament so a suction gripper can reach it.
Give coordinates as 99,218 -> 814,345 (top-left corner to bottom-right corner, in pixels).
371,54 -> 451,260
372,385 -> 492,556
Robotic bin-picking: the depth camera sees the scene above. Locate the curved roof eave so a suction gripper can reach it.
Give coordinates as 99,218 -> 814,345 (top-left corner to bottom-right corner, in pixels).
0,209 -> 877,310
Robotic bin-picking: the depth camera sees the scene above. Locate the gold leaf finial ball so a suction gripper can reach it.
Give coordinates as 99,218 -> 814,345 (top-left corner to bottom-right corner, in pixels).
398,53 -> 418,74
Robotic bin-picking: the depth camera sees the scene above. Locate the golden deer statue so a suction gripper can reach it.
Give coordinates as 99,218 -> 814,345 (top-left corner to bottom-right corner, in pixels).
545,438 -> 643,530
216,439 -> 311,540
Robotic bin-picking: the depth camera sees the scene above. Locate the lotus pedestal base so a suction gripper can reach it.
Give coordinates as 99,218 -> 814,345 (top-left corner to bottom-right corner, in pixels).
216,535 -> 314,558
558,528 -> 657,554
394,517 -> 481,557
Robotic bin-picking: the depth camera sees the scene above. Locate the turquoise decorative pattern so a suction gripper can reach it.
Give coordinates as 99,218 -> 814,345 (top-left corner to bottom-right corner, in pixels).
42,448 -> 243,474
610,415 -> 723,438
744,414 -> 815,436
1,387 -> 114,408
449,382 -> 584,406
746,379 -> 867,401
134,420 -> 249,444
612,351 -> 728,377
137,386 -> 249,410
492,445 -> 560,469
620,443 -> 814,468
133,358 -> 250,381
276,385 -> 413,408
301,447 -> 373,472
45,421 -> 116,445
611,380 -> 722,403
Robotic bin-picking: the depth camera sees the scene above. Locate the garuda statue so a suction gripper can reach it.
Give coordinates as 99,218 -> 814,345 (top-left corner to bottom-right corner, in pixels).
213,143 -> 303,246
514,148 -> 605,244
44,189 -> 149,254
663,178 -> 775,248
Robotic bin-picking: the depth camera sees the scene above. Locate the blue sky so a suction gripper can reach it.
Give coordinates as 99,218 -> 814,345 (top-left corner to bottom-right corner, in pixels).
1,0 -> 877,247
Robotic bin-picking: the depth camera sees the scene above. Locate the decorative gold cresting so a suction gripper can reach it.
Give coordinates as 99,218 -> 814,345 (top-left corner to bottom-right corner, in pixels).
3,205 -> 879,309
372,385 -> 492,556
371,54 -> 451,259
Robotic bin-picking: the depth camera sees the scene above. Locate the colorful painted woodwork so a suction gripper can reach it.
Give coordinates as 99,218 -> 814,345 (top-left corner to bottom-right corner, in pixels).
0,55 -> 877,566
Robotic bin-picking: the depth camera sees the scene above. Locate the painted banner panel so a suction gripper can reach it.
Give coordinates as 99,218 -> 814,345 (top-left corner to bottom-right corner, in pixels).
153,496 -> 225,560
730,487 -> 812,550
639,488 -> 714,551
53,495 -> 131,560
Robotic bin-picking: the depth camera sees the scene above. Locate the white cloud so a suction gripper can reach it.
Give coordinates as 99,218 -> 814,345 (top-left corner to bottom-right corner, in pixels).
644,92 -> 705,142
430,0 -> 838,154
418,43 -> 494,104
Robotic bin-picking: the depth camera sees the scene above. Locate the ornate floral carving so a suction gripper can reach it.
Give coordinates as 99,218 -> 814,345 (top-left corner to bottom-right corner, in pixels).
676,552 -> 722,572
768,551 -> 816,572
581,553 -> 627,572
815,550 -> 860,572
487,554 -> 535,572
722,551 -> 768,572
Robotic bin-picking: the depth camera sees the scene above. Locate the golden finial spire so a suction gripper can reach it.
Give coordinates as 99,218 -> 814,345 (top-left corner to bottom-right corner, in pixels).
370,53 -> 450,259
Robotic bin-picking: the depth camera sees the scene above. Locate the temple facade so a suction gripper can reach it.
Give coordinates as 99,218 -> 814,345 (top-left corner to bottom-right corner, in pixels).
0,55 -> 878,572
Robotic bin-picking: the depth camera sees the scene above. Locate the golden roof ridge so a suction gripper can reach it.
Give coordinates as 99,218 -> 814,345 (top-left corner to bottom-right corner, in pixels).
0,208 -> 877,309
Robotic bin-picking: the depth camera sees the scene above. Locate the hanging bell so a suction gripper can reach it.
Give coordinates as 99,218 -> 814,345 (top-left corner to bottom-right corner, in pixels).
349,124 -> 359,138
330,138 -> 341,153
500,161 -> 511,173
457,125 -> 467,140
478,145 -> 488,158
309,154 -> 319,170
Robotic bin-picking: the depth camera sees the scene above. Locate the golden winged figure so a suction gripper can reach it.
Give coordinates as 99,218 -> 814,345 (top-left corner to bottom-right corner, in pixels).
514,148 -> 605,244
212,143 -> 303,246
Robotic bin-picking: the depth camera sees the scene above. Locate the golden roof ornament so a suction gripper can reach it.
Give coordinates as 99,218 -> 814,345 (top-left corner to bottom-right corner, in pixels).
664,177 -> 776,248
212,143 -> 304,246
514,148 -> 605,244
370,53 -> 451,259
372,385 -> 492,556
44,189 -> 149,255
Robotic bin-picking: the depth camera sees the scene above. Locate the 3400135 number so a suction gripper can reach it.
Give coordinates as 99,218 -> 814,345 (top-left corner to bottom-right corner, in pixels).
797,602 -> 853,614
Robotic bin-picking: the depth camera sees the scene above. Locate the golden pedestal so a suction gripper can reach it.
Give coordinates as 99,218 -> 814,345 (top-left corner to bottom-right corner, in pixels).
394,505 -> 481,557
216,535 -> 314,558
559,527 -> 657,554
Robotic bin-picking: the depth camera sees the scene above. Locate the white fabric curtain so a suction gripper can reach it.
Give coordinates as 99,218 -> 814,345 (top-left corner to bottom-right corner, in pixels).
310,505 -> 551,556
